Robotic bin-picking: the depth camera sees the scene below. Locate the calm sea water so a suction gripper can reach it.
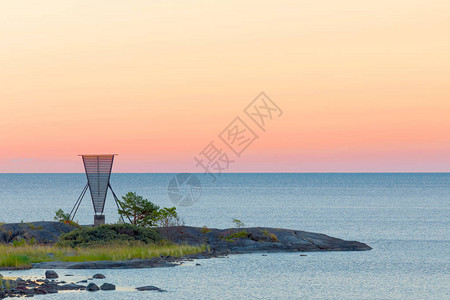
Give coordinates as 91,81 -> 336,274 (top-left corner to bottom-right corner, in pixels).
0,173 -> 449,299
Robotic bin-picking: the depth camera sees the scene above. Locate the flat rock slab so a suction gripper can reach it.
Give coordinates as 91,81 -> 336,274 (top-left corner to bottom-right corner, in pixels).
33,259 -> 178,269
136,285 -> 167,292
160,226 -> 372,253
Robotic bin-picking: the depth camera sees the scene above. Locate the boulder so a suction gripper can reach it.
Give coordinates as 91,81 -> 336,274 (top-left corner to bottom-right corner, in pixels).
45,270 -> 58,279
92,273 -> 106,279
86,283 -> 99,292
100,283 -> 116,291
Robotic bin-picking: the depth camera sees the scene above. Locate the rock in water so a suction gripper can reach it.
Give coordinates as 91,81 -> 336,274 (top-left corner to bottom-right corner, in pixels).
136,286 -> 167,292
58,283 -> 86,291
100,283 -> 116,291
45,270 -> 58,279
86,283 -> 100,292
92,273 -> 106,279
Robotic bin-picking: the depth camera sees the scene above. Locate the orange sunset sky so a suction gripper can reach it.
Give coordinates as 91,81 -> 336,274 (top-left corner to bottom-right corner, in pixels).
1,1 -> 449,173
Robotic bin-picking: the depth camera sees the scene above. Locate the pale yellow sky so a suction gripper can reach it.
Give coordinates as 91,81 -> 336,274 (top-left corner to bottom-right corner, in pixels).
1,1 -> 449,172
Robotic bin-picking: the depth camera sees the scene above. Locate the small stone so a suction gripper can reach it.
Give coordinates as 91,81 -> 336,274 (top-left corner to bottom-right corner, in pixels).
86,283 -> 99,292
64,274 -> 74,277
92,273 -> 106,279
299,254 -> 307,257
195,263 -> 201,266
100,283 -> 116,291
77,280 -> 87,283
45,270 -> 58,279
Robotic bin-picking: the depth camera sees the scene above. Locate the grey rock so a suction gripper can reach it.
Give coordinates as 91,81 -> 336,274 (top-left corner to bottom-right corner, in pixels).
136,285 -> 167,292
100,283 -> 116,291
92,273 -> 106,279
160,226 -> 372,253
45,270 -> 58,279
0,221 -> 76,244
86,283 -> 99,292
33,259 -> 177,269
58,283 -> 86,291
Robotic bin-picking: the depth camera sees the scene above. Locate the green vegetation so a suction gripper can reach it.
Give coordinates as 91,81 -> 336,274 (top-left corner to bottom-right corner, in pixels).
156,206 -> 184,228
54,209 -> 70,222
117,192 -> 180,228
56,224 -> 161,248
263,229 -> 279,242
118,192 -> 160,227
12,238 -> 36,247
201,226 -> 211,234
26,223 -> 43,230
225,230 -> 248,242
0,254 -> 31,269
54,209 -> 80,227
0,243 -> 208,269
232,218 -> 245,228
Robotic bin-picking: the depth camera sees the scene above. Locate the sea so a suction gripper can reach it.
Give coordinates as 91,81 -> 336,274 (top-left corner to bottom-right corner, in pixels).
0,173 -> 448,299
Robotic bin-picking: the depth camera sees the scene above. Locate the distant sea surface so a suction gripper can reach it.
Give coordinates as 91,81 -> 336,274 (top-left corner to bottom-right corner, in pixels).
0,173 -> 449,299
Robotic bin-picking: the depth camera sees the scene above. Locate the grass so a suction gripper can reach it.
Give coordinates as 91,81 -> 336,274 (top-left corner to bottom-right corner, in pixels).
0,243 -> 208,269
263,229 -> 279,241
225,230 -> 248,242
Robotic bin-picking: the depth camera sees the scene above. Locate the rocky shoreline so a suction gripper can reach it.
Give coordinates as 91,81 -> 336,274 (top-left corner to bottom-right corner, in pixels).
1,222 -> 371,271
0,271 -> 166,298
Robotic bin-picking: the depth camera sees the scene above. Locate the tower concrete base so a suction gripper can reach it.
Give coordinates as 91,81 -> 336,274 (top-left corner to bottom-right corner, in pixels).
94,215 -> 105,226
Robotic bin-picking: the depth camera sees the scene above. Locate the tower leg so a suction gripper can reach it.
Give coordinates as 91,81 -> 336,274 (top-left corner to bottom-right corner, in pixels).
70,183 -> 88,221
109,184 -> 132,224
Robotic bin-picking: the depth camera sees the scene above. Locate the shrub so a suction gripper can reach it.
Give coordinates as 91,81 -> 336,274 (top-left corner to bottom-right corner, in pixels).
232,218 -> 245,228
56,223 -> 162,248
156,207 -> 184,228
54,209 -> 70,222
201,226 -> 211,234
225,230 -> 248,242
262,229 -> 279,242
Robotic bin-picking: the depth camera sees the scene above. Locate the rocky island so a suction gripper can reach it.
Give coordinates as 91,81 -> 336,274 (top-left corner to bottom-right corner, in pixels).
0,221 -> 370,270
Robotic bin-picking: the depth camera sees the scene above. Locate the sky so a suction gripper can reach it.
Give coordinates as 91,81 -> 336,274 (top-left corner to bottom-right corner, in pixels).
1,0 -> 449,173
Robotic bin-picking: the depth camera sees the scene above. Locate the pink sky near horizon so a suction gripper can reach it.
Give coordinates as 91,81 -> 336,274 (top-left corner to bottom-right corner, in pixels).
1,1 -> 449,173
